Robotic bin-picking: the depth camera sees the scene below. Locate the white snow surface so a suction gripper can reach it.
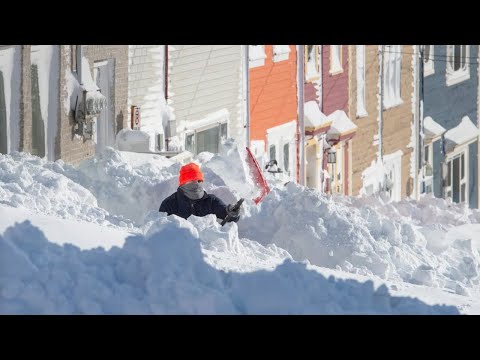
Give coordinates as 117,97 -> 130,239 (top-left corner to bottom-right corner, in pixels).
304,101 -> 329,129
2,141 -> 480,314
424,116 -> 446,139
444,116 -> 480,152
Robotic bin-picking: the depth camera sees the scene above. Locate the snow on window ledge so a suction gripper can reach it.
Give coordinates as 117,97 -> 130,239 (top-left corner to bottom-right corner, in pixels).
249,45 -> 267,68
329,65 -> 343,75
446,69 -> 470,87
356,109 -> 368,118
383,97 -> 403,110
424,62 -> 434,77
273,45 -> 291,62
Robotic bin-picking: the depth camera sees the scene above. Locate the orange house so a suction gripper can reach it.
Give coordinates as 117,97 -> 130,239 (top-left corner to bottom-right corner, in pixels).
248,45 -> 298,182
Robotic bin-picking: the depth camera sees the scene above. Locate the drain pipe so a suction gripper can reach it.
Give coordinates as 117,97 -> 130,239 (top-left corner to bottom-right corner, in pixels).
243,45 -> 250,148
76,45 -> 83,85
297,45 -> 305,185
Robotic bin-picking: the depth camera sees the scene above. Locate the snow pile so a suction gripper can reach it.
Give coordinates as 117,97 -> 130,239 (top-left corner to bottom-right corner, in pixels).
0,152 -> 130,228
239,182 -> 480,293
116,128 -> 152,152
444,116 -> 480,153
1,143 -> 478,314
0,217 -> 459,314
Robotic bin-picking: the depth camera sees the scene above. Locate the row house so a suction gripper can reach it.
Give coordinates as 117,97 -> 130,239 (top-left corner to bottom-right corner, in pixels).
349,45 -> 415,201
126,45 -> 244,157
302,45 -> 357,194
0,45 -> 128,164
419,45 -> 479,208
248,45 -> 298,182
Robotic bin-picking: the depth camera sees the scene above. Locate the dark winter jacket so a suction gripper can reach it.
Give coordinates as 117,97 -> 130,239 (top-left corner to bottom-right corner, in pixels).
159,188 -> 240,222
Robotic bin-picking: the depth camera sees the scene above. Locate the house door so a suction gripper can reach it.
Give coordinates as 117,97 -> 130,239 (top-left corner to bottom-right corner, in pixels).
444,151 -> 468,204
94,59 -> 115,153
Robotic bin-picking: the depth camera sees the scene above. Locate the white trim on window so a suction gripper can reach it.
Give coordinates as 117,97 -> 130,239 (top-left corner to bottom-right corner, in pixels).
446,45 -> 470,86
356,45 -> 367,118
273,45 -> 291,62
421,143 -> 434,194
444,145 -> 469,204
330,45 -> 343,74
423,45 -> 434,76
266,120 -> 297,180
305,45 -> 321,82
249,45 -> 267,68
383,45 -> 403,109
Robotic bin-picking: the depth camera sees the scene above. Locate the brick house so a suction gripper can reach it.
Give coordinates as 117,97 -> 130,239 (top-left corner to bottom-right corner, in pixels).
349,45 -> 415,201
0,45 -> 128,164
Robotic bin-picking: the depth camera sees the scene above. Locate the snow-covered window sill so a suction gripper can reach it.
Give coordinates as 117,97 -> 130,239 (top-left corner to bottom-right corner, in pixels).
424,64 -> 434,77
273,45 -> 291,62
446,70 -> 470,87
356,110 -> 368,118
329,67 -> 343,75
383,98 -> 403,110
249,45 -> 266,68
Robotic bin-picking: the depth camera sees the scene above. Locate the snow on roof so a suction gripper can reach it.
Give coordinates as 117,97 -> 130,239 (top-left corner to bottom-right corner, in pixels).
423,116 -> 446,139
327,110 -> 358,136
304,101 -> 329,129
444,116 -> 480,152
183,108 -> 229,131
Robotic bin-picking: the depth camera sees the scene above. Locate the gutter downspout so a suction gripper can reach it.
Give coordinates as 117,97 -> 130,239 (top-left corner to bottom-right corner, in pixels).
243,45 -> 250,148
76,45 -> 83,85
379,45 -> 384,162
297,45 -> 305,185
413,45 -> 420,200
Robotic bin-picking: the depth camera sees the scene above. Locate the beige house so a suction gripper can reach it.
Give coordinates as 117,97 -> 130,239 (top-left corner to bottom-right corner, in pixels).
348,45 -> 415,200
0,45 -> 128,164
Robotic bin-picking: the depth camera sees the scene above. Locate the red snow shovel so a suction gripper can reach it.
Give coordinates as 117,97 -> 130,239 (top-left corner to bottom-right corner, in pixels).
245,147 -> 271,204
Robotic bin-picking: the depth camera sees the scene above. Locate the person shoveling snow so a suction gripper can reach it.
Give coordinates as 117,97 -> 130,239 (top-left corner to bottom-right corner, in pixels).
159,162 -> 241,224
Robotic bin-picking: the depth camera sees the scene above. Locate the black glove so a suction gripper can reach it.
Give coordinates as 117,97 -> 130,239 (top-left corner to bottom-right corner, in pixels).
226,204 -> 241,218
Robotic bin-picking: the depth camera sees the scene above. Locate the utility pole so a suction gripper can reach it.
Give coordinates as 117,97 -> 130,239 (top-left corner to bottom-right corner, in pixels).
379,45 -> 384,161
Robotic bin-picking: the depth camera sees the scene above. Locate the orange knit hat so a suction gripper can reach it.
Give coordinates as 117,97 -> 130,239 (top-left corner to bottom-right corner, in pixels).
179,163 -> 204,186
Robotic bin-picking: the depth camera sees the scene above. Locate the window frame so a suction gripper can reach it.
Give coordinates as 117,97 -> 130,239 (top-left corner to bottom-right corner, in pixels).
444,146 -> 469,204
356,45 -> 367,118
383,45 -> 403,109
249,45 -> 267,68
446,45 -> 470,86
305,45 -> 321,82
184,121 -> 228,155
330,45 -> 343,75
422,45 -> 434,77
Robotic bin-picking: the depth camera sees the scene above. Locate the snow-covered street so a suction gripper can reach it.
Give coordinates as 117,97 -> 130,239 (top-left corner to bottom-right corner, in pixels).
1,144 -> 479,314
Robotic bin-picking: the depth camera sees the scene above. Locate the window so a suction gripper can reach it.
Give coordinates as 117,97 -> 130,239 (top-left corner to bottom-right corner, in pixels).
383,45 -> 402,108
31,64 -> 45,158
283,143 -> 289,173
269,144 -> 276,161
422,143 -> 433,194
446,45 -> 470,86
185,133 -> 195,153
330,45 -> 343,74
184,121 -> 227,155
330,143 -> 343,194
422,45 -> 434,76
249,45 -> 266,68
305,45 -> 320,81
356,45 -> 367,117
220,123 -> 227,140
196,126 -> 220,154
444,150 -> 468,204
71,45 -> 77,73
273,45 -> 291,62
